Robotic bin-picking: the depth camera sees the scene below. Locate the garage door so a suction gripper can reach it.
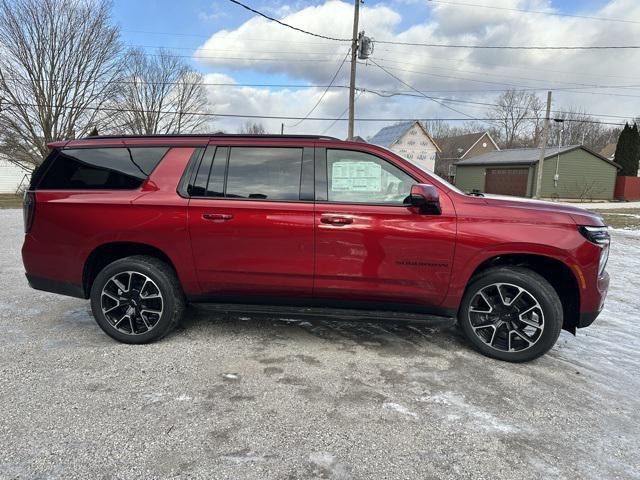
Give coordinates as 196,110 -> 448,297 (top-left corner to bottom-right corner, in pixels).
485,168 -> 529,197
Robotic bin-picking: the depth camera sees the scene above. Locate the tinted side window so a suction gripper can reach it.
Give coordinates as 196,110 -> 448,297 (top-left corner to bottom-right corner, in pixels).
225,147 -> 302,200
37,147 -> 168,190
190,147 -> 215,197
326,149 -> 414,205
29,149 -> 59,189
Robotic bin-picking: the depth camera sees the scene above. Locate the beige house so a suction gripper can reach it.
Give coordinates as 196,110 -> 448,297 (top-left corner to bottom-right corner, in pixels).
435,131 -> 500,182
0,155 -> 31,194
368,121 -> 440,172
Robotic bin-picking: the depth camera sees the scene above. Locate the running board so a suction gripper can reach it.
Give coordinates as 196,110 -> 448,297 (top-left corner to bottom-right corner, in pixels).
194,302 -> 455,324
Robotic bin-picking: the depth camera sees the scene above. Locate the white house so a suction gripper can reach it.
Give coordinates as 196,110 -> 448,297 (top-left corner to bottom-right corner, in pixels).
0,156 -> 31,194
368,121 -> 441,172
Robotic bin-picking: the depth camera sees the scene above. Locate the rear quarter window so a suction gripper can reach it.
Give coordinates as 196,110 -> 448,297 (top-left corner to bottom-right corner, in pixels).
36,147 -> 168,190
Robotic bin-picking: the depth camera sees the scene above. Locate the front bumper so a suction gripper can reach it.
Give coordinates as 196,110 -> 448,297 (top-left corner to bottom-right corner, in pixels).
578,310 -> 602,328
577,271 -> 609,329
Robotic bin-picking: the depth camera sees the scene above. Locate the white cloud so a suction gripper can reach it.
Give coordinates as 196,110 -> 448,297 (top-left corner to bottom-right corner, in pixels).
195,0 -> 640,138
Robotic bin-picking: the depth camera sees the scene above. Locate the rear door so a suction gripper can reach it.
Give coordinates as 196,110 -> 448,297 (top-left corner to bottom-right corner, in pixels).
187,143 -> 315,298
313,147 -> 457,309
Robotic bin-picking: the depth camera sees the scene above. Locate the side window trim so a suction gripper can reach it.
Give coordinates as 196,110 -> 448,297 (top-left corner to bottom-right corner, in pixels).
177,147 -> 205,198
314,146 -> 328,202
221,146 -> 231,197
300,146 -> 315,201
318,148 -> 418,206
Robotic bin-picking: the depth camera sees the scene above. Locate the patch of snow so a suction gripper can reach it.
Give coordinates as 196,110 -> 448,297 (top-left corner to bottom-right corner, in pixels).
382,402 -> 418,418
610,228 -> 640,238
222,373 -> 239,380
418,392 -> 518,433
143,392 -> 164,403
606,213 -> 640,219
308,452 -> 350,479
561,201 -> 640,210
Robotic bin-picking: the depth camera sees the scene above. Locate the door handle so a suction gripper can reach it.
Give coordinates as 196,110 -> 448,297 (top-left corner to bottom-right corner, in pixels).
202,213 -> 233,222
320,215 -> 353,225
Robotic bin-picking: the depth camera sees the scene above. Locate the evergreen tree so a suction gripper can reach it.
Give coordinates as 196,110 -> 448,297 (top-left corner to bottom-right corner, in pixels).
631,123 -> 640,175
614,123 -> 640,176
88,127 -> 99,137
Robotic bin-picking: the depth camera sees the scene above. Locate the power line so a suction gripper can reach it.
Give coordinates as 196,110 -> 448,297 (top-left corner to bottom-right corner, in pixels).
368,58 -> 478,120
286,49 -> 351,128
225,0 -> 639,50
372,56 -> 640,90
1,100 -> 627,125
426,0 -> 640,25
359,87 -> 638,120
120,42 -> 640,87
321,91 -> 363,135
359,61 -> 640,98
124,41 -> 640,86
374,40 -> 640,50
227,0 -> 351,42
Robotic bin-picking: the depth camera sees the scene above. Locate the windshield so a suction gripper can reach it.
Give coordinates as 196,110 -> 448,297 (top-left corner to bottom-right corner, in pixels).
393,151 -> 466,195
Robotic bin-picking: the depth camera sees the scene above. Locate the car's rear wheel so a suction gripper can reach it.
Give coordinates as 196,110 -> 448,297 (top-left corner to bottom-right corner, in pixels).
90,255 -> 184,344
458,266 -> 563,362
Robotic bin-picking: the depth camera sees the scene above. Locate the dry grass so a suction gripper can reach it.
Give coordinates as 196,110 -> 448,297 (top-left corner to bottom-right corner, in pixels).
597,209 -> 640,230
0,194 -> 23,209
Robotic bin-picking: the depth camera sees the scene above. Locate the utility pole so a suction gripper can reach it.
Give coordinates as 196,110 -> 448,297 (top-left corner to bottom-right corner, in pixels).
534,90 -> 552,199
347,0 -> 360,140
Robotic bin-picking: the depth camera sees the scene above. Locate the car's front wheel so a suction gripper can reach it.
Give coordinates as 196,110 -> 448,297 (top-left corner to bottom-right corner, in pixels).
458,266 -> 563,362
90,255 -> 185,344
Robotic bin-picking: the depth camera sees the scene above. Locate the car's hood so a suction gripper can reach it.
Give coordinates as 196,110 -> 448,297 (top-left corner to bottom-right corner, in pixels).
479,194 -> 605,226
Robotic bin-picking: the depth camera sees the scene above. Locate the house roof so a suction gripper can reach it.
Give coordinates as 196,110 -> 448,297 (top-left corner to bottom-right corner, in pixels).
599,142 -> 616,160
456,145 -> 621,169
436,132 -> 498,159
369,121 -> 441,152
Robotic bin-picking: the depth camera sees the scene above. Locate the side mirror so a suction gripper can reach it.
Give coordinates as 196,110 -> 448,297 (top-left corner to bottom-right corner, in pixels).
406,184 -> 442,215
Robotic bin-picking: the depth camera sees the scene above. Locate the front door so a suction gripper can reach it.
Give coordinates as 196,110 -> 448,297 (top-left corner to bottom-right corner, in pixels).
313,148 -> 457,309
188,144 -> 315,297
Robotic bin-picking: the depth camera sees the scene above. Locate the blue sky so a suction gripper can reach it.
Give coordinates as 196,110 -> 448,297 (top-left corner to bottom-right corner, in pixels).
108,1 -> 638,136
112,0 -> 611,79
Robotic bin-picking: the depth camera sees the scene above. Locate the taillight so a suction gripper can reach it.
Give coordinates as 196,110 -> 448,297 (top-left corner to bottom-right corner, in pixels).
23,190 -> 35,233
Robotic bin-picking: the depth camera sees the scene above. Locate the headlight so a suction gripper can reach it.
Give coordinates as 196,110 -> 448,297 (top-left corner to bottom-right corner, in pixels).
579,226 -> 610,276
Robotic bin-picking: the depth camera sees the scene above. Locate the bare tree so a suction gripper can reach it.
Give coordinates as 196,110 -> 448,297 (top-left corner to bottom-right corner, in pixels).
113,49 -> 209,135
238,121 -> 267,134
487,90 -> 543,148
549,107 -> 621,152
422,119 -> 485,140
0,0 -> 123,167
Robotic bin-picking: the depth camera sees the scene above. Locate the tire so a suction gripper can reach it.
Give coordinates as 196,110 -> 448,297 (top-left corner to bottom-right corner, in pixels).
458,266 -> 563,362
90,255 -> 185,344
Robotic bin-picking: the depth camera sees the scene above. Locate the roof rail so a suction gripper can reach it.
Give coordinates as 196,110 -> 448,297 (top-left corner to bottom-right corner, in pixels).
84,133 -> 341,141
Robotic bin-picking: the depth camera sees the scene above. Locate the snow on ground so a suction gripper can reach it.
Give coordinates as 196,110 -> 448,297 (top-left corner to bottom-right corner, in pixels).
0,209 -> 639,479
562,200 -> 640,210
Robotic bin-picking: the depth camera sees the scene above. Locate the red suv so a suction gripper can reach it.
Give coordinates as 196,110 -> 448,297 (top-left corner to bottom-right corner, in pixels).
22,134 -> 610,362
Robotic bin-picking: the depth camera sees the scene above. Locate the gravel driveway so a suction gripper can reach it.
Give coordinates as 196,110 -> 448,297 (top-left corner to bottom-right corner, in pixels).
1,209 -> 638,479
